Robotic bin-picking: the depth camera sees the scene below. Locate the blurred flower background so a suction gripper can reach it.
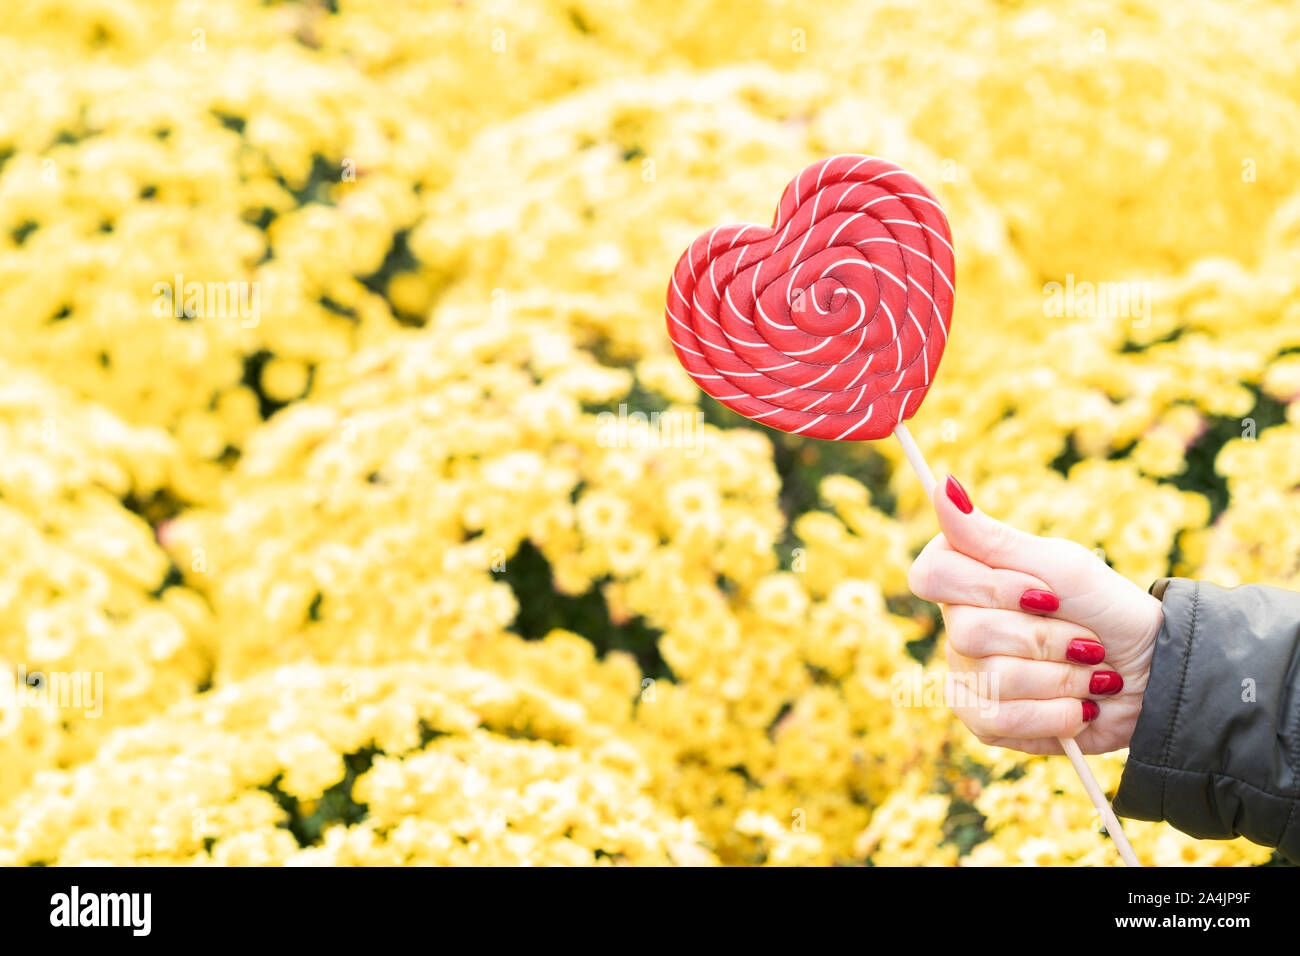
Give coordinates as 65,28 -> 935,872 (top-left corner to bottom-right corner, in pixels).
1,0 -> 1298,865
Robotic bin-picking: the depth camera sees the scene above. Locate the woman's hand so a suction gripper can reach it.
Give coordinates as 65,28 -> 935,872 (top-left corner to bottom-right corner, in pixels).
907,476 -> 1165,755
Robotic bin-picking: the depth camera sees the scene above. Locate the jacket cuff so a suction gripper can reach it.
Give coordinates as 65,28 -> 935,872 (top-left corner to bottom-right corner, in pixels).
1115,577 -> 1300,859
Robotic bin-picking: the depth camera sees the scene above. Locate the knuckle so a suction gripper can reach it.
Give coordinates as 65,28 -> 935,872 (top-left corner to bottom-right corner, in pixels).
989,701 -> 1030,737
943,638 -> 960,668
972,580 -> 999,609
979,654 -> 1006,686
1054,704 -> 1080,738
1057,538 -> 1097,566
985,520 -> 1020,558
953,612 -> 991,658
1028,621 -> 1054,660
907,558 -> 932,598
947,620 -> 975,658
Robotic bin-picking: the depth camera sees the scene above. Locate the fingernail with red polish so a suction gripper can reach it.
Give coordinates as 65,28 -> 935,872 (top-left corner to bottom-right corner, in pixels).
1082,700 -> 1100,722
945,475 -> 973,514
1066,639 -> 1106,665
1090,671 -> 1123,695
1020,589 -> 1059,613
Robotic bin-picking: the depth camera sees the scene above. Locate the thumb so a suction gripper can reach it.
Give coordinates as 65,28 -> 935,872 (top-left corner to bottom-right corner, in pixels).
931,474 -> 1046,574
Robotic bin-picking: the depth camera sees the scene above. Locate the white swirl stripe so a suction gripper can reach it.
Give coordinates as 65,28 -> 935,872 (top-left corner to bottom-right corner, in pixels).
665,154 -> 955,442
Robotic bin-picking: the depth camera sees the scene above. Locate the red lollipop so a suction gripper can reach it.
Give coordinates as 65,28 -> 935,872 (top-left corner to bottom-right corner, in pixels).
665,154 -> 954,442
663,154 -> 1142,867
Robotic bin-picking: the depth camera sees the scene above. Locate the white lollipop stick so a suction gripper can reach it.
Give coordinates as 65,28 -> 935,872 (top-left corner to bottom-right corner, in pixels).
892,423 -> 1142,867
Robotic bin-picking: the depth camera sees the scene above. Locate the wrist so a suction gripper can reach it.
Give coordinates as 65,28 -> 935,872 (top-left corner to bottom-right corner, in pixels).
1129,590 -> 1163,712
1137,590 -> 1163,657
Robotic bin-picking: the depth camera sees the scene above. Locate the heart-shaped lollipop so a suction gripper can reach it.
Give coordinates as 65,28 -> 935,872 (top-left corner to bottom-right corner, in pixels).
663,155 -> 1142,867
665,154 -> 955,441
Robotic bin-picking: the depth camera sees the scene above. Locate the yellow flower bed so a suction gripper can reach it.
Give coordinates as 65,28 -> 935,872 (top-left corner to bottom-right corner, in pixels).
1,0 -> 1297,865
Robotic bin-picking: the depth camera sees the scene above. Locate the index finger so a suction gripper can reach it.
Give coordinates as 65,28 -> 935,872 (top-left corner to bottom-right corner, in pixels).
910,536 -> 1058,614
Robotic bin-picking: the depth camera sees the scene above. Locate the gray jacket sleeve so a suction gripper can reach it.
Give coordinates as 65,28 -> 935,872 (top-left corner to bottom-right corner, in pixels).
1113,578 -> 1300,862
